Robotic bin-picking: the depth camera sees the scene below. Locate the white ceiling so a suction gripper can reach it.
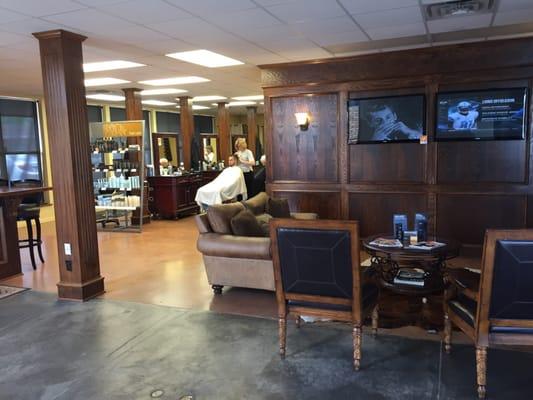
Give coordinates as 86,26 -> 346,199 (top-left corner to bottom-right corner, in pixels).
0,0 -> 532,113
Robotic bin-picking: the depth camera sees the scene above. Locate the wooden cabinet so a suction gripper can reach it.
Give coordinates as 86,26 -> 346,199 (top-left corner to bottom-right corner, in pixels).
147,173 -> 208,219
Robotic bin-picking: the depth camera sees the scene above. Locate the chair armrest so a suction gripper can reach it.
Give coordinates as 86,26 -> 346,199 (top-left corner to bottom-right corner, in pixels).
290,212 -> 318,220
447,267 -> 480,301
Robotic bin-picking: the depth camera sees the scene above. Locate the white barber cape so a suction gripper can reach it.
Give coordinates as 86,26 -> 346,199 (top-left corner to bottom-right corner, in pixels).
195,166 -> 247,206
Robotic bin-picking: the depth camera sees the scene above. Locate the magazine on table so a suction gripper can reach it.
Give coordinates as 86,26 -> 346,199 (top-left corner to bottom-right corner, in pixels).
369,238 -> 403,248
408,241 -> 446,251
393,268 -> 426,287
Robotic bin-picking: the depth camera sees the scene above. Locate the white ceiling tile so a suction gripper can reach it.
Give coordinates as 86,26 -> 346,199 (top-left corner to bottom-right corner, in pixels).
498,0 -> 533,12
243,24 -> 301,43
306,29 -> 368,47
73,0 -> 128,6
428,14 -> 493,33
354,6 -> 423,30
494,8 -> 533,26
105,0 -> 192,24
266,0 -> 346,23
42,9 -> 135,34
340,0 -> 419,15
135,39 -> 195,54
165,0 -> 257,15
0,17 -> 63,36
0,0 -> 86,17
204,8 -> 282,31
0,7 -> 27,23
279,47 -> 332,61
0,30 -> 30,46
253,0 -> 294,5
366,22 -> 426,40
290,15 -> 360,36
107,26 -> 171,45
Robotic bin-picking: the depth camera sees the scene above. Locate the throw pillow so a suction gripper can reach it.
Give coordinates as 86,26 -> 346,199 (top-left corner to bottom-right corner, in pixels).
267,198 -> 291,218
230,209 -> 266,237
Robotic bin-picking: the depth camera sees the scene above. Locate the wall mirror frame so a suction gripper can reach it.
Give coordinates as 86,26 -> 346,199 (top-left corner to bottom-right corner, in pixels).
152,132 -> 180,176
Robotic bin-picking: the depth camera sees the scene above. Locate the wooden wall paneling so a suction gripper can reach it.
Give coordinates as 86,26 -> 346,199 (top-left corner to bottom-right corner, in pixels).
33,29 -> 104,301
264,95 -> 273,191
217,102 -> 230,164
246,106 -> 257,159
425,82 -> 438,185
179,96 -> 194,169
436,194 -> 527,245
123,88 -> 142,146
260,38 -> 533,87
270,94 -> 338,182
272,190 -> 341,220
348,192 -> 428,238
339,91 -> 349,219
437,141 -> 527,183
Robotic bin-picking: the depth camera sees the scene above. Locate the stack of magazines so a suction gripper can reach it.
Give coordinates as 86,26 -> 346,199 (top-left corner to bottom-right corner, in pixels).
369,238 -> 403,248
393,268 -> 426,287
408,241 -> 445,251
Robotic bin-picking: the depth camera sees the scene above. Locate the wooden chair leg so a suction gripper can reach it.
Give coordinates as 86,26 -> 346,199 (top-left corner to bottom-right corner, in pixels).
35,217 -> 45,263
295,315 -> 301,329
371,304 -> 379,337
476,346 -> 487,399
444,313 -> 452,354
25,218 -> 37,270
279,316 -> 287,358
353,325 -> 362,371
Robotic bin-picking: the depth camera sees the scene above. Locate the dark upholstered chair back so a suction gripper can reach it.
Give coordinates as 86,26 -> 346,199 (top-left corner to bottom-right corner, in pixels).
489,240 -> 533,320
276,227 -> 353,298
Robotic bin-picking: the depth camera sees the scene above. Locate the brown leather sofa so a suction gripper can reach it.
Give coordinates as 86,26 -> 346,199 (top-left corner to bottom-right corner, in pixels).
195,192 -> 317,294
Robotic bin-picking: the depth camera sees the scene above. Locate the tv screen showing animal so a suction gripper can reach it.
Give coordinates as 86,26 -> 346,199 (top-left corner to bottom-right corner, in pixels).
436,88 -> 527,141
348,95 -> 425,144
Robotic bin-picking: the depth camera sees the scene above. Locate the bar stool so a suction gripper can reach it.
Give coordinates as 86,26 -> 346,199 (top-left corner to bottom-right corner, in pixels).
12,180 -> 45,270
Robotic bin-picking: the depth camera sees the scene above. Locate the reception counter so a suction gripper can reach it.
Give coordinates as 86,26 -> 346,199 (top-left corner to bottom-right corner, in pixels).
0,186 -> 51,280
148,172 -> 218,219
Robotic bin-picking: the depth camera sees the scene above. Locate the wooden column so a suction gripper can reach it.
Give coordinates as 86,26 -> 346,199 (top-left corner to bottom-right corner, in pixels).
217,102 -> 231,163
123,88 -> 142,146
246,106 -> 257,157
33,29 -> 104,301
179,96 -> 194,169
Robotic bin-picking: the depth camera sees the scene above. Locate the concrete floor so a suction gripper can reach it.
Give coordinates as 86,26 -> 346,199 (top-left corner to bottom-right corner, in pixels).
1,291 -> 532,400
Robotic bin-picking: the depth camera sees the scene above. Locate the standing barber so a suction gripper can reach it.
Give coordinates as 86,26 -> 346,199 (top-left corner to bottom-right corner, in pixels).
234,138 -> 255,197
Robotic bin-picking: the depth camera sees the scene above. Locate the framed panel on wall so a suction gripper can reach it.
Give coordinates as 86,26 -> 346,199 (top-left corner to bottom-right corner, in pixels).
348,94 -> 426,144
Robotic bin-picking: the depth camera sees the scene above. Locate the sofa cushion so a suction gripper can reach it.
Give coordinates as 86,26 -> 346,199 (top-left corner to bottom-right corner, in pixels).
194,213 -> 212,234
207,202 -> 245,234
268,198 -> 291,218
256,213 -> 273,237
197,233 -> 271,260
243,192 -> 269,215
231,209 -> 266,237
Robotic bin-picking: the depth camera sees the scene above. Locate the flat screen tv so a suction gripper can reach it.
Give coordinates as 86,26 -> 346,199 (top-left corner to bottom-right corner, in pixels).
348,94 -> 425,144
436,88 -> 527,141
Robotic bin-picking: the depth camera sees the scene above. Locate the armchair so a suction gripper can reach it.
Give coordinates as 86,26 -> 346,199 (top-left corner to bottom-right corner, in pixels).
444,229 -> 533,399
270,218 -> 379,370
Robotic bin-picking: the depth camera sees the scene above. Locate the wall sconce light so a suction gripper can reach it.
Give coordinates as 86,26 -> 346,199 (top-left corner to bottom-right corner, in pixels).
294,112 -> 310,131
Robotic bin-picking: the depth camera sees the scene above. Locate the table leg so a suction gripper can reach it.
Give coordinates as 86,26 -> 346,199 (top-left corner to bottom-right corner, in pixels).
0,197 -> 23,280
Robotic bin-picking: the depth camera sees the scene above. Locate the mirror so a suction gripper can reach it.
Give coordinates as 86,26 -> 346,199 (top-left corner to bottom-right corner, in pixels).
152,133 -> 179,176
200,134 -> 219,169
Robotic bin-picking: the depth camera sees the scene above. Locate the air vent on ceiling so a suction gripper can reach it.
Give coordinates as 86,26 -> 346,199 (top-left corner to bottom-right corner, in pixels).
425,0 -> 496,20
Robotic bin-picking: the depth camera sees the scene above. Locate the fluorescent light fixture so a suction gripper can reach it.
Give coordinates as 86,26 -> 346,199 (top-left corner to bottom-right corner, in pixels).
193,105 -> 210,110
142,99 -> 177,106
84,77 -> 130,87
166,49 -> 243,68
140,88 -> 188,96
83,60 -> 145,73
86,93 -> 125,101
232,95 -> 264,101
192,95 -> 227,102
228,101 -> 256,107
139,76 -> 209,86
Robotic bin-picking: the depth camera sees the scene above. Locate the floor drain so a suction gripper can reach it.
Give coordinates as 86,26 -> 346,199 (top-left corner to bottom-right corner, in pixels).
178,395 -> 194,400
150,389 -> 164,398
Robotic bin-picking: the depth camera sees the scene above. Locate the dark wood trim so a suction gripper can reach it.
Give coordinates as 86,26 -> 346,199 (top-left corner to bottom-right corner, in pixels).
179,96 -> 194,170
217,102 -> 230,164
246,106 -> 257,160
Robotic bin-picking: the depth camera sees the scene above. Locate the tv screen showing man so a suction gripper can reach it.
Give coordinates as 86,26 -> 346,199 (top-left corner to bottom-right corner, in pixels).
348,95 -> 425,144
436,88 -> 527,141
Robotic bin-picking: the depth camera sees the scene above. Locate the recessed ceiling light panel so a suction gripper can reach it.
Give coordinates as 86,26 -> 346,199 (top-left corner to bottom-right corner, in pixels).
192,95 -> 227,102
142,99 -> 177,106
86,93 -> 125,101
166,50 -> 244,68
83,60 -> 145,73
85,78 -> 130,87
140,88 -> 188,96
139,76 -> 210,86
232,95 -> 264,101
